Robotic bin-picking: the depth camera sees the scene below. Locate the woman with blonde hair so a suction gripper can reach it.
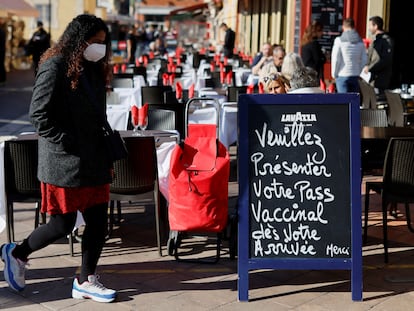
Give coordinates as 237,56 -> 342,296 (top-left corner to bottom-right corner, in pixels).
263,72 -> 290,94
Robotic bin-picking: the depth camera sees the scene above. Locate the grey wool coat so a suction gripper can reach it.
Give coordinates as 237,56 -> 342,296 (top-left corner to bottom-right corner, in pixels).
29,55 -> 113,187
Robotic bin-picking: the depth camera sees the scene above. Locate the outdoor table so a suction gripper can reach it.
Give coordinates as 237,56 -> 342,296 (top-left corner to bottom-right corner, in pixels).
0,130 -> 179,235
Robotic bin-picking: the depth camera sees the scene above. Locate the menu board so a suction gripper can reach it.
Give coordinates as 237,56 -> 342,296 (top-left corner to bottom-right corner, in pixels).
312,0 -> 344,53
237,93 -> 362,302
248,103 -> 350,259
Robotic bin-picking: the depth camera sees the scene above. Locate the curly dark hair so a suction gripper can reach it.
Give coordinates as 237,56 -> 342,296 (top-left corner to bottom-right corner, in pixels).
40,14 -> 112,90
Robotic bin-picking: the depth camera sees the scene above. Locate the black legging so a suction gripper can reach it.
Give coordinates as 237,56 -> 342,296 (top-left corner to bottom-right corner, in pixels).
13,203 -> 108,283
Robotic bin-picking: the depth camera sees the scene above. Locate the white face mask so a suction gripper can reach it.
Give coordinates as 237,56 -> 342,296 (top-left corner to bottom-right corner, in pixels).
83,43 -> 106,62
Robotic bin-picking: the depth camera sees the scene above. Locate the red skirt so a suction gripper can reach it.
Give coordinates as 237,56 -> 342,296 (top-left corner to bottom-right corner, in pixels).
41,182 -> 110,215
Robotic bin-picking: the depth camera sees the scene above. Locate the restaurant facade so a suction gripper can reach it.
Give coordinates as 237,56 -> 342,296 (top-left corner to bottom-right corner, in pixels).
1,0 -> 413,87
215,0 -> 412,88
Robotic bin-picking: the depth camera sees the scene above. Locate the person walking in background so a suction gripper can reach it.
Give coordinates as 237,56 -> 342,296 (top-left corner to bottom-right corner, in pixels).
300,20 -> 326,81
220,22 -> 235,58
135,25 -> 146,60
0,18 -> 6,85
126,24 -> 137,64
331,17 -> 367,93
1,14 -> 116,303
26,21 -> 50,75
363,16 -> 393,97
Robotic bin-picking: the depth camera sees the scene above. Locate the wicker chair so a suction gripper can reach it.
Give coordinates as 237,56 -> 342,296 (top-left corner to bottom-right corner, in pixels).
112,77 -> 134,88
3,139 -> 44,243
360,109 -> 388,127
109,136 -> 164,256
358,79 -> 388,109
141,86 -> 172,106
146,103 -> 185,139
385,90 -> 414,127
227,86 -> 247,102
364,137 -> 414,263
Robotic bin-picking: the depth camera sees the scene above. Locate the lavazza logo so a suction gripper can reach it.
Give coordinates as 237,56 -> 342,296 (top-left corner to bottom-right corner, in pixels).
281,111 -> 317,125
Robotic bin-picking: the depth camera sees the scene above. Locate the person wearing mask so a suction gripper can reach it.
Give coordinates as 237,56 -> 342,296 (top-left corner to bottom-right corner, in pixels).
251,42 -> 273,68
219,22 -> 235,58
1,14 -> 116,303
288,67 -> 324,94
263,72 -> 290,94
257,45 -> 286,78
26,21 -> 50,75
300,20 -> 326,81
331,18 -> 367,93
363,16 -> 393,97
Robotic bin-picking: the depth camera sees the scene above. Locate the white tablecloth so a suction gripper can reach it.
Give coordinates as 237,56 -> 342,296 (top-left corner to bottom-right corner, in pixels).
0,133 -> 178,234
106,86 -> 143,130
198,89 -> 227,103
188,102 -> 237,149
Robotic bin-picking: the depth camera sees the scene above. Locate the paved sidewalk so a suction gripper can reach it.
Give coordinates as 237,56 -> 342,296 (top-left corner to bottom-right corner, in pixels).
2,173 -> 414,310
2,69 -> 414,310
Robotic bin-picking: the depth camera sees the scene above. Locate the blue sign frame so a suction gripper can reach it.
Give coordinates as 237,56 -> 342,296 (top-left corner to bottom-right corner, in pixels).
238,93 -> 362,301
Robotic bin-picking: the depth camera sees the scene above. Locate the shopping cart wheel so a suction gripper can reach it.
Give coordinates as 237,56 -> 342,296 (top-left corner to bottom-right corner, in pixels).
167,231 -> 179,256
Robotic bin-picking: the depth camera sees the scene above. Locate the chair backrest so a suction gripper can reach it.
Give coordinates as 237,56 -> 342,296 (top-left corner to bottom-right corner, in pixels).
358,79 -> 377,109
146,103 -> 184,137
112,78 -> 134,88
4,139 -> 40,198
227,86 -> 247,102
164,90 -> 179,105
385,90 -> 405,127
360,109 -> 388,127
110,136 -> 157,195
133,66 -> 147,82
141,86 -> 165,105
113,73 -> 134,80
192,52 -> 206,69
382,137 -> 414,197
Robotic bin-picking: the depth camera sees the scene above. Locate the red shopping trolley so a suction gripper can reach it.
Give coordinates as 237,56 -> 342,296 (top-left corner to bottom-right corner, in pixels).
167,97 -> 235,263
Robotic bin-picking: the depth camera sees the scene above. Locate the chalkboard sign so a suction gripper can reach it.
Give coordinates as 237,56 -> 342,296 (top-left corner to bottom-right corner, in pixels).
237,93 -> 362,302
312,0 -> 344,54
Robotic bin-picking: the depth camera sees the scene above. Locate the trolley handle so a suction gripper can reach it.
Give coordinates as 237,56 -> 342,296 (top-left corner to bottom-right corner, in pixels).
184,97 -> 221,138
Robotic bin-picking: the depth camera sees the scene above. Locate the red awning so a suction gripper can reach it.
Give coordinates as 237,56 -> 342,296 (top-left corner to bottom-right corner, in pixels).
0,0 -> 39,17
168,3 -> 208,17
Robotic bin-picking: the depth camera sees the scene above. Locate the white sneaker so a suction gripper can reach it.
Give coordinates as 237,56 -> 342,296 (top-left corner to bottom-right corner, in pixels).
72,275 -> 116,303
1,243 -> 27,292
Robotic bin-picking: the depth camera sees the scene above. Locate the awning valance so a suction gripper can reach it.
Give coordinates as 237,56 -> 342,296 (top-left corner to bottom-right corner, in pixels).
0,0 -> 39,17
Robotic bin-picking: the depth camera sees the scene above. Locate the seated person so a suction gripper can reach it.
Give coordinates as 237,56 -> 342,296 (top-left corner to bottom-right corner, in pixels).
262,72 -> 290,94
258,46 -> 286,80
288,67 -> 324,94
281,52 -> 305,80
251,42 -> 273,70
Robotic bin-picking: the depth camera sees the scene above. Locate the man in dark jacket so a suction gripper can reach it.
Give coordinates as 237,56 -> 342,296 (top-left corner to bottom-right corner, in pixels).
363,16 -> 393,96
27,21 -> 50,75
220,23 -> 235,58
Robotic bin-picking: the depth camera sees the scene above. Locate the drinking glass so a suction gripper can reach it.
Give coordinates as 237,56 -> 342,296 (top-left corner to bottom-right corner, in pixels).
131,117 -> 140,136
139,116 -> 148,133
